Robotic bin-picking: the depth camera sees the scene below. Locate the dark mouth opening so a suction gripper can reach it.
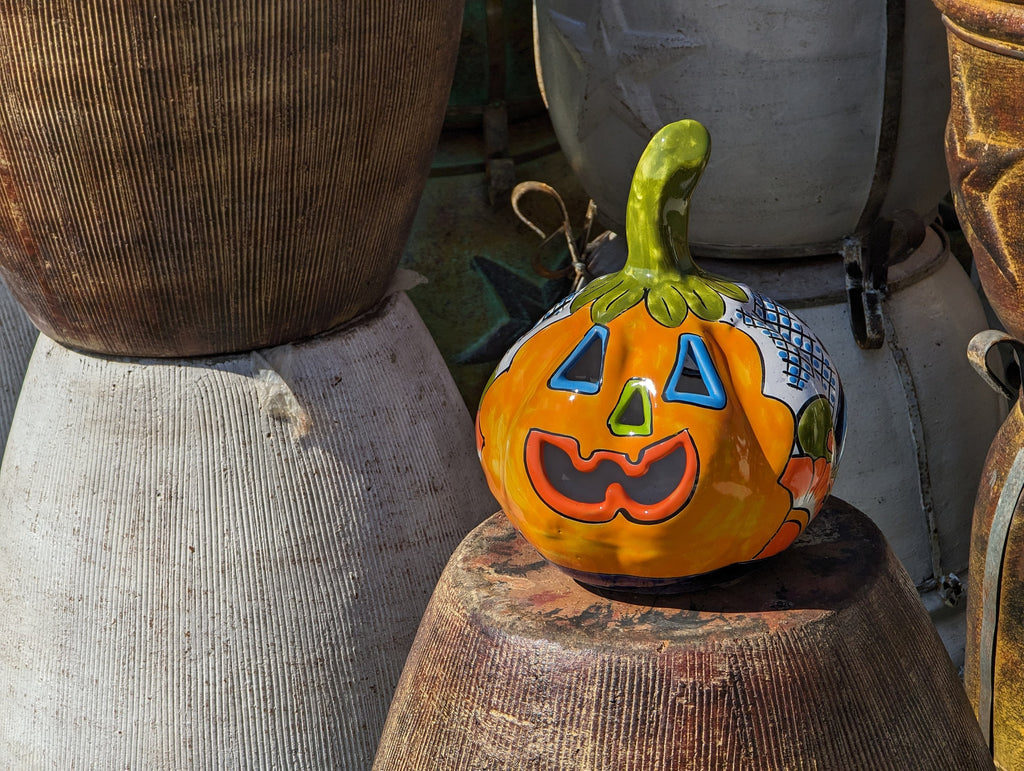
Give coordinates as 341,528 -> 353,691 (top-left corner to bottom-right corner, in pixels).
541,441 -> 690,506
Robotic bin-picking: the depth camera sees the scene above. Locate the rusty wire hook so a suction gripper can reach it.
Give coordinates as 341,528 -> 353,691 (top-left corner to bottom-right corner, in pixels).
510,180 -> 598,293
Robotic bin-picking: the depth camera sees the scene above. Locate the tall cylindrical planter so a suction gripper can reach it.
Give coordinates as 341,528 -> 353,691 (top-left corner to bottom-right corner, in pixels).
935,0 -> 1024,341
0,1 -> 461,356
0,293 -> 496,768
534,0 -> 951,256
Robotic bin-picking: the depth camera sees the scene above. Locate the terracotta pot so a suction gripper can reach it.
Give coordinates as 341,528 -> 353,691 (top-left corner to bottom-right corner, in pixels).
0,1 -> 461,356
533,0 -> 951,257
965,329 -> 1024,767
0,293 -> 496,767
935,0 -> 1024,341
591,224 -> 1004,666
375,500 -> 992,769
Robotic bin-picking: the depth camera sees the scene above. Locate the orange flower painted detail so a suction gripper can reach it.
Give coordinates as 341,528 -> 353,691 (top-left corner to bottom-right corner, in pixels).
781,454 -> 833,516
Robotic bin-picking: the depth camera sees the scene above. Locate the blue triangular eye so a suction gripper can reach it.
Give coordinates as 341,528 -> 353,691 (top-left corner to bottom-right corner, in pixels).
548,325 -> 608,394
664,334 -> 726,409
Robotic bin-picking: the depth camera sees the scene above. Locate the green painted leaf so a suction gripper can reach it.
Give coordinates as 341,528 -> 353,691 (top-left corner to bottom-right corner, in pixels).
592,284 -> 645,323
570,121 -> 755,328
797,397 -> 834,461
646,284 -> 689,327
679,277 -> 726,321
570,274 -> 621,314
703,275 -> 749,302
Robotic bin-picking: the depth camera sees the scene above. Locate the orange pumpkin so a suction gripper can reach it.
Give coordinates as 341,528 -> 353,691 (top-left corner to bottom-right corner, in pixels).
476,120 -> 844,588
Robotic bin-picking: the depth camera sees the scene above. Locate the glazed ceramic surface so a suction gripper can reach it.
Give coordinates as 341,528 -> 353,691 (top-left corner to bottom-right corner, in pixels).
588,223 -> 1003,665
533,0 -> 951,256
476,121 -> 845,586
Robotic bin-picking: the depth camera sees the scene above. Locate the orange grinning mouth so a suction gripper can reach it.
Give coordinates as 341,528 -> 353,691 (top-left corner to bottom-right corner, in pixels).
524,429 -> 699,524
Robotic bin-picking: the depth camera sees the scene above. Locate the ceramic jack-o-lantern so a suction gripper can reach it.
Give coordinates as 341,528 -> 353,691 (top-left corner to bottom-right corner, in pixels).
476,120 -> 846,589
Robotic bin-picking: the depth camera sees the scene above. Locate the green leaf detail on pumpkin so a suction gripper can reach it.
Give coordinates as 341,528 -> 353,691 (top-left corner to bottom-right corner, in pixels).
797,397 -> 834,462
570,119 -> 750,328
571,273 -> 625,315
592,283 -> 646,324
678,274 -> 726,321
647,284 -> 689,326
703,276 -> 749,303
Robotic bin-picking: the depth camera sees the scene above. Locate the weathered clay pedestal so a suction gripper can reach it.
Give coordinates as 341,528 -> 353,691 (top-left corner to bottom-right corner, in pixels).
375,498 -> 991,770
0,293 -> 495,768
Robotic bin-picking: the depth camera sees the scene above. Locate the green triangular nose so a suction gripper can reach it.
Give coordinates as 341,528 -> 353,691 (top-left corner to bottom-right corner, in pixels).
608,378 -> 653,437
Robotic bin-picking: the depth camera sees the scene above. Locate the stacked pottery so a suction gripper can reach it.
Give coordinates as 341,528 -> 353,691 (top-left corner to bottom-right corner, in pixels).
588,223 -> 1003,662
531,0 -> 1003,665
375,122 -> 993,769
0,2 -> 496,767
400,0 -> 593,407
934,0 -> 1024,766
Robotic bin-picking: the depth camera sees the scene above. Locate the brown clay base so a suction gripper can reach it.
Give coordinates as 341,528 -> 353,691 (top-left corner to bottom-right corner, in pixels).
375,498 -> 991,770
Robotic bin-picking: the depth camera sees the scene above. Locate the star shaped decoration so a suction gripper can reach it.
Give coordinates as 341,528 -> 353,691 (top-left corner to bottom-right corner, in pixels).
544,1 -> 703,143
455,256 -> 570,365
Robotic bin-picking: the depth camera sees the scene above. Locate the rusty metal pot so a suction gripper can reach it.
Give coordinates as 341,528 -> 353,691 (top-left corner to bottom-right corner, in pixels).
966,329 -> 1024,767
0,1 -> 461,356
935,0 -> 1024,340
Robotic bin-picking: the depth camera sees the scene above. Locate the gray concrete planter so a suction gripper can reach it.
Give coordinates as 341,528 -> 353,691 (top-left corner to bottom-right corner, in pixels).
0,292 -> 495,768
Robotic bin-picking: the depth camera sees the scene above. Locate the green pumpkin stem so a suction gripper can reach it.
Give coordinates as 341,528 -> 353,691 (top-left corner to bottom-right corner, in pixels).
571,120 -> 747,327
623,120 -> 706,281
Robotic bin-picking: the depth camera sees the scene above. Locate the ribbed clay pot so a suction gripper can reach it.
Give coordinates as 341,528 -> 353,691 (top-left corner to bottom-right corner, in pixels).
534,0 -> 951,256
935,0 -> 1024,341
0,1 -> 461,356
375,500 -> 992,769
0,292 -> 496,768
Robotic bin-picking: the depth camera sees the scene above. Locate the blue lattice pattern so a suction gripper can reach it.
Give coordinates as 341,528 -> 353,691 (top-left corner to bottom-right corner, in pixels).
736,293 -> 839,407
